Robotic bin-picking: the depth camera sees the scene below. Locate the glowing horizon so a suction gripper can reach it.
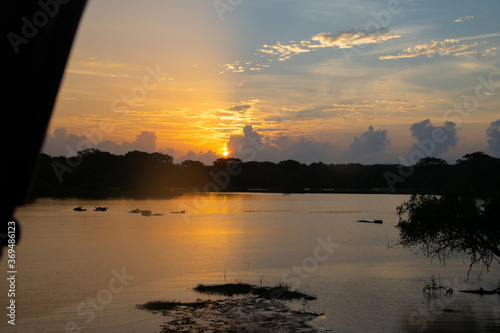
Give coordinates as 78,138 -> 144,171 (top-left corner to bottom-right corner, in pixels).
45,0 -> 500,164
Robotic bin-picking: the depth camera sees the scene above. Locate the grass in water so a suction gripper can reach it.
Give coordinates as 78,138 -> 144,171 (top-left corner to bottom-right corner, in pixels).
137,300 -> 208,311
194,282 -> 316,300
137,283 -> 317,311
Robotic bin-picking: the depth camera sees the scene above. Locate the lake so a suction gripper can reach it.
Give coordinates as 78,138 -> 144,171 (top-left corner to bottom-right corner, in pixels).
1,193 -> 499,332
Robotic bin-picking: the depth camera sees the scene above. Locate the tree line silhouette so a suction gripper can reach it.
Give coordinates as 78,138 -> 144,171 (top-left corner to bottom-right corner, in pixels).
31,149 -> 500,199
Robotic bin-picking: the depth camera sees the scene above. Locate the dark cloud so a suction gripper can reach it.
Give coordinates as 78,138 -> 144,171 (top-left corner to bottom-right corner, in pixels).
178,150 -> 220,165
486,119 -> 500,157
42,128 -> 157,156
284,138 -> 337,164
225,125 -> 391,164
42,128 -> 88,156
226,125 -> 272,162
227,105 -> 251,112
409,119 -> 458,157
292,105 -> 337,120
43,128 -> 222,164
345,126 -> 390,159
120,131 -> 157,153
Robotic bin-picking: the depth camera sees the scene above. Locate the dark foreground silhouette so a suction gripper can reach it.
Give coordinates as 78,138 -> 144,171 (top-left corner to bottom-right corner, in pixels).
396,191 -> 500,278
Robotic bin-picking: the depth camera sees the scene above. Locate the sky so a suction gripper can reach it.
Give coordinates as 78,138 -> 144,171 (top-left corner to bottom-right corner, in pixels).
43,0 -> 500,165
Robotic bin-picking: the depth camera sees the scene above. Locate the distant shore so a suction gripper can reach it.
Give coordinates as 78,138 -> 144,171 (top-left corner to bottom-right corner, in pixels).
29,187 -> 417,201
32,151 -> 500,201
214,187 -> 415,195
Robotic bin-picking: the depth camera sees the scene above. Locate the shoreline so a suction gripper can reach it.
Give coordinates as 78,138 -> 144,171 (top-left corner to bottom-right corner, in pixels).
27,188 -> 416,202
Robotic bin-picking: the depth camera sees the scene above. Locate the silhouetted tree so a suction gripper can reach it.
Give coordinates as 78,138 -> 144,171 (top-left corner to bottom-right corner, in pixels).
405,157 -> 451,193
176,160 -> 210,187
181,160 -> 205,169
213,157 -> 242,166
416,157 -> 448,166
396,193 -> 500,277
453,151 -> 500,196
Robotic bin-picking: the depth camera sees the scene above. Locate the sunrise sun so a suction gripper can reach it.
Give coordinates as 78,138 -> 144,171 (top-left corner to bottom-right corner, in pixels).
221,145 -> 229,156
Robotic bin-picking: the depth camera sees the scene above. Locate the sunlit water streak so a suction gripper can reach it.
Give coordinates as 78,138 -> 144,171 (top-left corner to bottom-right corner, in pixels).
1,193 -> 498,332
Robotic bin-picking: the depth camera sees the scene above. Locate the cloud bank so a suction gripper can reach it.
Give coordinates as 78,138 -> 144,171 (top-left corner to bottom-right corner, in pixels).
178,150 -> 220,165
409,119 -> 458,157
486,119 -> 500,157
226,125 -> 392,164
345,125 -> 390,160
43,128 -> 157,156
43,128 -> 222,165
47,119 -> 499,166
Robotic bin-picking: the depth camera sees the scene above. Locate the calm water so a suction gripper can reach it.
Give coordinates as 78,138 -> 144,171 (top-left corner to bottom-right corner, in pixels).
1,193 -> 499,332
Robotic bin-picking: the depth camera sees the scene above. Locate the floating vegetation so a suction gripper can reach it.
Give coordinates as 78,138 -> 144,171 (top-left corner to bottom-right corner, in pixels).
137,300 -> 207,311
137,294 -> 322,332
443,308 -> 460,313
194,282 -> 316,300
